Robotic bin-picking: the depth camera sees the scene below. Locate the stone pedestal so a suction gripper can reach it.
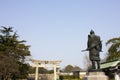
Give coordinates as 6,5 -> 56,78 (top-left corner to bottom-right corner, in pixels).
83,71 -> 109,80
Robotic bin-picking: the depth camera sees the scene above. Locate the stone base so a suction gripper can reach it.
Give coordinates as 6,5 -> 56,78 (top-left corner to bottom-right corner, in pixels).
83,71 -> 109,80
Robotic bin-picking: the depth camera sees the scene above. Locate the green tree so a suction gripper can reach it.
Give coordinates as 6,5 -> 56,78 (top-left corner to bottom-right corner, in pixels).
63,65 -> 82,72
64,65 -> 74,72
0,52 -> 19,80
39,68 -> 48,74
0,26 -> 31,80
29,66 -> 36,74
106,37 -> 120,61
73,66 -> 81,70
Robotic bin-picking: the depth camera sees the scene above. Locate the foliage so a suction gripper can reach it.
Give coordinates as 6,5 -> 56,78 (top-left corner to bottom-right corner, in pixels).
63,65 -> 81,73
29,66 -> 36,74
61,75 -> 73,79
64,65 -> 74,72
106,37 -> 120,61
39,68 -> 48,74
0,26 -> 31,80
29,66 -> 51,74
73,66 -> 81,70
60,75 -> 81,80
0,52 -> 19,80
48,69 -> 54,74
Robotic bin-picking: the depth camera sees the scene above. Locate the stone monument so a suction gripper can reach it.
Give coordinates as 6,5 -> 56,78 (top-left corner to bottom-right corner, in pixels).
82,30 -> 109,80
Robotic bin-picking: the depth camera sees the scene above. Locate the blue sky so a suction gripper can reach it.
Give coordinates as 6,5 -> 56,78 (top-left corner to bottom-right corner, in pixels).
0,0 -> 120,69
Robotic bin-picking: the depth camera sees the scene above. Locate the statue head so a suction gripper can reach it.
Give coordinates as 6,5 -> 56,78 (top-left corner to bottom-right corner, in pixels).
90,30 -> 95,34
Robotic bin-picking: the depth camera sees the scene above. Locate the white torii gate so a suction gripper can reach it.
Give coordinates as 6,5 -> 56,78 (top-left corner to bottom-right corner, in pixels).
31,59 -> 62,80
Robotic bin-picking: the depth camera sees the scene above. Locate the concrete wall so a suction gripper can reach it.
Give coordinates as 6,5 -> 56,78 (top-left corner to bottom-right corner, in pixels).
80,72 -> 86,79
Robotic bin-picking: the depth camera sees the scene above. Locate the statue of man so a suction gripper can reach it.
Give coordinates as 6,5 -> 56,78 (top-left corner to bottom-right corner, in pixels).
87,30 -> 102,70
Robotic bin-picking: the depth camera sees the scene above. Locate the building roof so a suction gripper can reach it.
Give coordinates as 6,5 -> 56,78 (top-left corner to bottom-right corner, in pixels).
71,68 -> 81,72
100,59 -> 120,69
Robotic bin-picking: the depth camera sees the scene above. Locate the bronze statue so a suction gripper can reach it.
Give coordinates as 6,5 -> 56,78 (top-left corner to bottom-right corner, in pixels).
82,30 -> 102,70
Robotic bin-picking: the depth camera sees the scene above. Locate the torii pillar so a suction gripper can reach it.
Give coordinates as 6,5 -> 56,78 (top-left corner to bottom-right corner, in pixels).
35,63 -> 39,80
54,64 -> 57,80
